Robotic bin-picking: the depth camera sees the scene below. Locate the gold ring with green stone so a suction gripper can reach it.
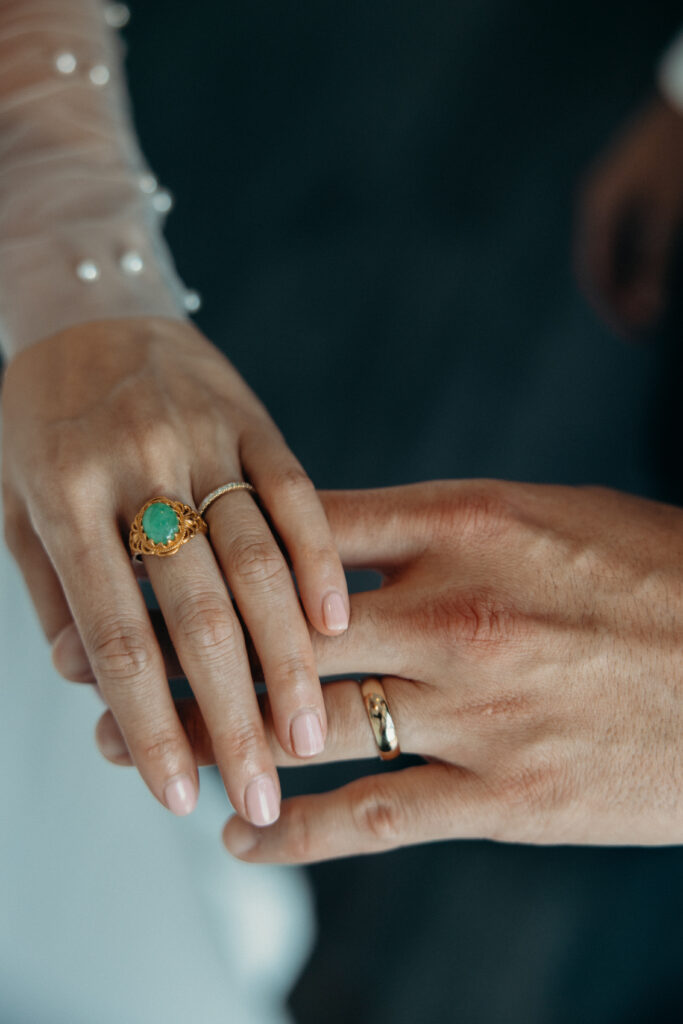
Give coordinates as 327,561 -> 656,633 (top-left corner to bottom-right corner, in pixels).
129,497 -> 207,562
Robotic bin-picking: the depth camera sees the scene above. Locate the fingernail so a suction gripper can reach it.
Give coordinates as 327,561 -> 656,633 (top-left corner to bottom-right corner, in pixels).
323,590 -> 349,632
164,774 -> 197,816
245,775 -> 280,826
291,710 -> 324,757
52,624 -> 93,680
224,815 -> 259,857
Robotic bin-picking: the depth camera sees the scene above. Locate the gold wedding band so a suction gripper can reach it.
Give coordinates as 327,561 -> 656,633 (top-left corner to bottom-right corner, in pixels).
361,678 -> 401,760
198,481 -> 256,517
129,496 -> 207,562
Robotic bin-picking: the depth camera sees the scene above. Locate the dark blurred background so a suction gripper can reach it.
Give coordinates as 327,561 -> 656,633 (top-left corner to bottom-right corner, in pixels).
127,3 -> 683,1021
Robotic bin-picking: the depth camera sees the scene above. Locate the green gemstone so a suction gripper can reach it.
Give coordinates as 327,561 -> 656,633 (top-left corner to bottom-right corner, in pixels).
142,502 -> 180,545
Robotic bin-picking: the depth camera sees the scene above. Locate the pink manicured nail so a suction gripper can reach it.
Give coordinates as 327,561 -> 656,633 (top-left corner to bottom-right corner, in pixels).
224,816 -> 259,857
245,775 -> 280,826
164,774 -> 197,816
291,711 -> 324,757
52,624 -> 92,680
323,591 -> 349,632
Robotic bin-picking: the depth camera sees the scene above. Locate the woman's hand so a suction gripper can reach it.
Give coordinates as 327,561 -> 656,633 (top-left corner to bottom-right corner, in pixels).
575,94 -> 683,335
1,316 -> 349,825
98,481 -> 683,860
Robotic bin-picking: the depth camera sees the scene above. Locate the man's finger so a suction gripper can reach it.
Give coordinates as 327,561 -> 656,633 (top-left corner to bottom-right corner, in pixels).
319,481 -> 521,573
310,588 -> 408,678
319,487 -> 430,568
221,763 -> 495,863
97,670 -> 487,781
96,676 -> 427,767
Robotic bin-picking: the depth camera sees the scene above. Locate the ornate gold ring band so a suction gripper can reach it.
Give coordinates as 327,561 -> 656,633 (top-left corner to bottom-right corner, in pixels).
129,496 -> 207,562
360,678 -> 401,760
198,481 -> 256,517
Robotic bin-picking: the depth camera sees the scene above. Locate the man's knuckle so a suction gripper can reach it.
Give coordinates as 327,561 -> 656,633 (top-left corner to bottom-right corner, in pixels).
500,765 -> 543,810
459,689 -> 534,730
283,803 -> 315,862
350,784 -> 405,848
226,535 -> 287,587
497,754 -> 570,841
452,591 -> 517,648
413,484 -> 518,548
416,590 -> 520,657
456,487 -> 516,539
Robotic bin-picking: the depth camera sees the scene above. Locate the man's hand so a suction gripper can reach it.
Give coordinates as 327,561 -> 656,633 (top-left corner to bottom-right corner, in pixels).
575,95 -> 683,334
94,481 -> 683,861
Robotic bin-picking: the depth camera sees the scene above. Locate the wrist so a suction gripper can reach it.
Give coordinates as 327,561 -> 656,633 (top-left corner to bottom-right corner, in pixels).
0,212 -> 199,360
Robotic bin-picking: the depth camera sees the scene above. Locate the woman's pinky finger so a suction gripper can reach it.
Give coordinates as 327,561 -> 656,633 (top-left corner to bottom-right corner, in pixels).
4,502 -> 73,643
239,429 -> 350,636
221,763 -> 495,864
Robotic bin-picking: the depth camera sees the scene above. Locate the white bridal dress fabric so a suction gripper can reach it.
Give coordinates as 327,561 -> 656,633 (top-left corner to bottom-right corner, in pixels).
0,460 -> 314,1024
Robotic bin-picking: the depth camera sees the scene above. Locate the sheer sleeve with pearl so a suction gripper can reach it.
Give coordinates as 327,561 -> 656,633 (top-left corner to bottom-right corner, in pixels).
0,0 -> 198,360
